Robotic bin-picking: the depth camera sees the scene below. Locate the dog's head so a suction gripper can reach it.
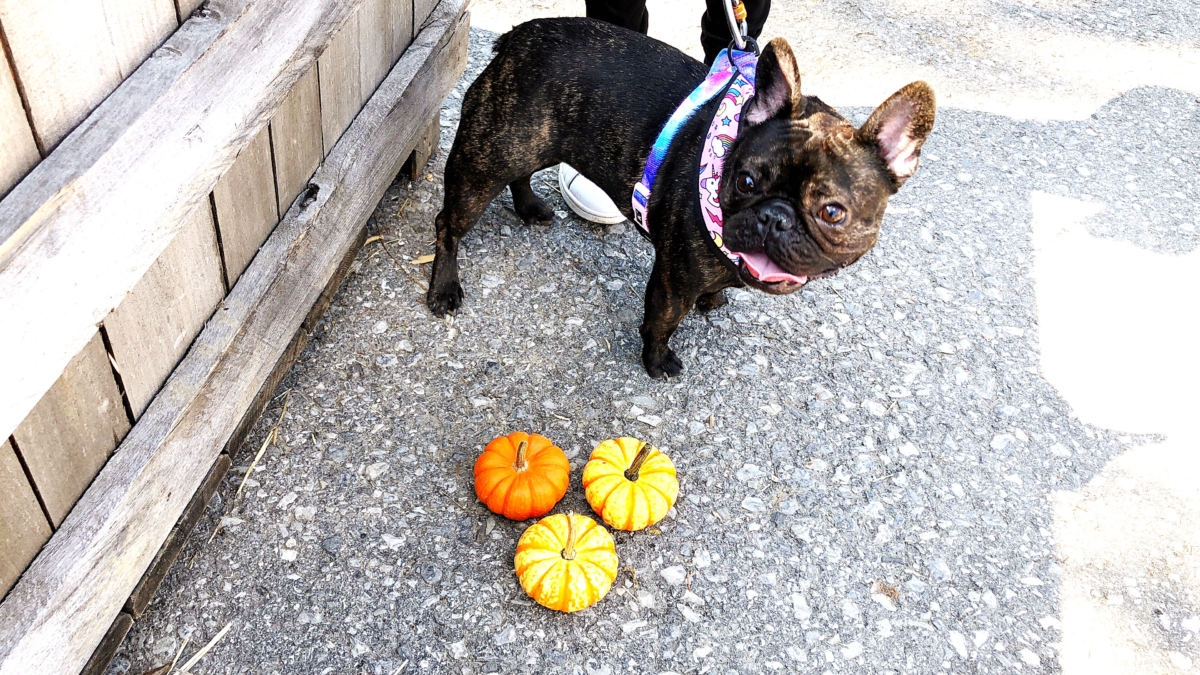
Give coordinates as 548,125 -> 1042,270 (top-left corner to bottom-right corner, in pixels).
719,38 -> 936,294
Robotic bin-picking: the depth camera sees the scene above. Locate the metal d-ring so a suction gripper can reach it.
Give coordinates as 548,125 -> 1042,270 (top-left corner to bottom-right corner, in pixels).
725,36 -> 760,70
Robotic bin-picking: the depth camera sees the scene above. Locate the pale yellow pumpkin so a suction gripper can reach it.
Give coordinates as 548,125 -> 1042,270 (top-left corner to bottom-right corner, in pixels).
514,513 -> 618,612
581,437 -> 679,531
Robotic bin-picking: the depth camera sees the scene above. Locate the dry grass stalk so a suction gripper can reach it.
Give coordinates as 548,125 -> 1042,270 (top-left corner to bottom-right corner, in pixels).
177,622 -> 231,673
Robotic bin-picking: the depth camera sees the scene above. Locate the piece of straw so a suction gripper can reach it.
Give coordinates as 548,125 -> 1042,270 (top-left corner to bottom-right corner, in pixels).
177,622 -> 232,674
164,637 -> 189,674
234,390 -> 290,499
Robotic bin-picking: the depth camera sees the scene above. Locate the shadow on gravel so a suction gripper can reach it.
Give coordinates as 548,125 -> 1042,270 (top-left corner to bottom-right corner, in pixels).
109,28 -> 1199,673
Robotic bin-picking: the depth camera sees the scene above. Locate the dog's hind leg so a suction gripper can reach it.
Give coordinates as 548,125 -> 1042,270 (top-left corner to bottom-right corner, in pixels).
427,162 -> 511,316
509,174 -> 555,225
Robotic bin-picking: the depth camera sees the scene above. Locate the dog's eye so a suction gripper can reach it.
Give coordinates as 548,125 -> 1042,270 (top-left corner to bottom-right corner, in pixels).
736,172 -> 756,194
819,203 -> 847,224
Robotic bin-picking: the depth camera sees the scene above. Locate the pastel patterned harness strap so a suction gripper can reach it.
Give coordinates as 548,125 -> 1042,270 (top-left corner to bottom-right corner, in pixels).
631,48 -> 759,267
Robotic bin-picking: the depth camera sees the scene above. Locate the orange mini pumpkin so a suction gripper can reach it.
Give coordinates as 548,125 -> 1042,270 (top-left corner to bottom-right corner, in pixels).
582,437 -> 679,531
514,513 -> 618,612
474,432 -> 569,521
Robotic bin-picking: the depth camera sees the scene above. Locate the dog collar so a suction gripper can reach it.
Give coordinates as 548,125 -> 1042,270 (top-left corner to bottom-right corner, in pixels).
632,48 -> 758,242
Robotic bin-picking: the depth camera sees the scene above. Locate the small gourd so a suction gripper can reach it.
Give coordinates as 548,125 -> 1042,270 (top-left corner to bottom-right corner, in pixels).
514,513 -> 618,612
474,432 -> 569,521
581,437 -> 679,531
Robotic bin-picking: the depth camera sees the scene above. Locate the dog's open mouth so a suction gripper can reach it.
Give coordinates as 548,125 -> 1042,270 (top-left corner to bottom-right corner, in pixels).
737,251 -> 807,285
734,250 -> 848,293
735,251 -> 807,294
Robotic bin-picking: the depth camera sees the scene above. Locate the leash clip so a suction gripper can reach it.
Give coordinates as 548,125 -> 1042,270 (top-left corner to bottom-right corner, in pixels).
722,0 -> 750,50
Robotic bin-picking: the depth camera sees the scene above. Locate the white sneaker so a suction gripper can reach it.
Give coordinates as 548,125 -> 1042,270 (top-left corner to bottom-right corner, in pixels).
558,163 -> 625,224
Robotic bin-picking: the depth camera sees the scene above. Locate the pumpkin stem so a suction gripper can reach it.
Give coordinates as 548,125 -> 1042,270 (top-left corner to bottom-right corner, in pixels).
623,444 -> 653,482
512,439 -> 529,472
562,513 -> 578,561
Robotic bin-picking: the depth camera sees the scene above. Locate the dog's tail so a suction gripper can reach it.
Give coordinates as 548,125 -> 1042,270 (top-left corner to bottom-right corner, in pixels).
492,29 -> 513,56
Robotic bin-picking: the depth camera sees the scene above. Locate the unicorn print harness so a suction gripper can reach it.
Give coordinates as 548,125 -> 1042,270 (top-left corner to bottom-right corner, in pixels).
630,47 -> 761,272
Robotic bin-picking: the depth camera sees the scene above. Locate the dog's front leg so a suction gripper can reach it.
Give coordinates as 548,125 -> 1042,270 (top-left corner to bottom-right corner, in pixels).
639,259 -> 696,379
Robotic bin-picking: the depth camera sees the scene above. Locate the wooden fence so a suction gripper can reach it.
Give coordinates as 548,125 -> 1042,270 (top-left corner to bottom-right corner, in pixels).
0,0 -> 468,672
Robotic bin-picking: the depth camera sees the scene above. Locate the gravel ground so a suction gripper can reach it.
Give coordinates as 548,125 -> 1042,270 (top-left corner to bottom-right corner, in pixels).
111,2 -> 1200,674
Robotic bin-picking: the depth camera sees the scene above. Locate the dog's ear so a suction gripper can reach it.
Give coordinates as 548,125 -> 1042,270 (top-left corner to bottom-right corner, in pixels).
858,81 -> 936,187
744,38 -> 802,125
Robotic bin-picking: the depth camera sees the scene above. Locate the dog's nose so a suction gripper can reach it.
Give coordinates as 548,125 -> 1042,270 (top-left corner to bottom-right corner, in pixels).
757,201 -> 795,233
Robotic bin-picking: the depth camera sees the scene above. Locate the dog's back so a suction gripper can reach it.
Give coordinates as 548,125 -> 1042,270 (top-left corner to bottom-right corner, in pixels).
454,18 -> 707,203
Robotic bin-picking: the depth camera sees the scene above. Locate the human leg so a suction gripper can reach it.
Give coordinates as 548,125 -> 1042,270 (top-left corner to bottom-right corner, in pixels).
699,0 -> 770,65
583,0 -> 649,33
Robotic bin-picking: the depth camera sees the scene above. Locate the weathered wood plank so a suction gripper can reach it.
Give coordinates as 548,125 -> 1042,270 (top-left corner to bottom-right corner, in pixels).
0,48 -> 40,199
305,228 -> 371,334
77,612 -> 131,675
269,65 -> 322,214
0,439 -> 51,600
0,0 -> 123,150
175,0 -> 205,20
100,0 -> 178,79
213,123 -> 279,283
415,0 -> 441,34
407,113 -> 441,180
226,331 -> 307,459
359,0 -> 392,99
0,0 -> 249,256
0,3 -> 468,671
104,205 -> 226,418
227,225 -> 367,459
0,0 -> 365,448
11,333 -> 131,527
125,454 -> 230,618
0,0 -> 171,151
389,0 -> 414,65
318,9 -> 363,155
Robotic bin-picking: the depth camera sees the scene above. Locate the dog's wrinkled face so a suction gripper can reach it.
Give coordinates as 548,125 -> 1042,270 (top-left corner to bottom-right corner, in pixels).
718,39 -> 936,294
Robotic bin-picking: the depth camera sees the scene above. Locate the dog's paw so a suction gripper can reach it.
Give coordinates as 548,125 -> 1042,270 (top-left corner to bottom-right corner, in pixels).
515,197 -> 555,226
426,281 -> 464,317
643,348 -> 684,379
695,290 -> 728,313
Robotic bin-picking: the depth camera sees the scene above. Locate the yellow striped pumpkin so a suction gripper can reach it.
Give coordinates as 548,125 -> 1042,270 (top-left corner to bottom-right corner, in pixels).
581,437 -> 678,531
514,513 -> 618,612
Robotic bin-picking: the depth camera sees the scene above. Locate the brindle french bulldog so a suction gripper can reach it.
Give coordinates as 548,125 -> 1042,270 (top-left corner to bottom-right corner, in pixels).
426,18 -> 935,378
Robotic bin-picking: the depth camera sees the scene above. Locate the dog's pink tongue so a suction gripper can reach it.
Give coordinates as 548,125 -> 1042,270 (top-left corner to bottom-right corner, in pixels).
737,251 -> 808,284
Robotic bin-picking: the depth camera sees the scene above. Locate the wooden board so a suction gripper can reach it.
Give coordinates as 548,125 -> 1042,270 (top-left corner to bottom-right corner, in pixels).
0,0 -> 123,150
389,0 -> 415,65
125,454 -> 230,618
174,0 -> 205,21
0,0 -> 365,450
415,0 -> 441,34
269,66 -> 322,214
359,0 -> 393,99
0,50 -> 40,199
100,0 -> 178,79
318,9 -> 362,155
11,333 -> 131,527
213,123 -> 279,284
407,113 -> 441,180
103,206 -> 226,418
0,3 -> 469,670
77,612 -> 131,675
226,225 -> 366,460
0,439 -> 51,600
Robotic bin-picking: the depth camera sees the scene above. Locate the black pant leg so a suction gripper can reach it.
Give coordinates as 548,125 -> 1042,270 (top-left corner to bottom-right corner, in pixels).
700,0 -> 771,65
584,0 -> 650,34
